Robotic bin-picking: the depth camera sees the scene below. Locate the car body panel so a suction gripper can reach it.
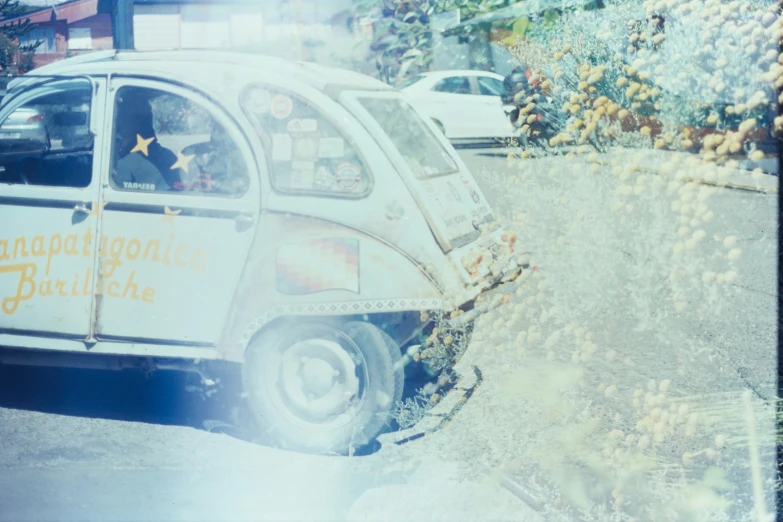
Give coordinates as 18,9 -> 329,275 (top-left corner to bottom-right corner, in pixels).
0,78 -> 105,339
90,76 -> 261,346
218,213 -> 447,362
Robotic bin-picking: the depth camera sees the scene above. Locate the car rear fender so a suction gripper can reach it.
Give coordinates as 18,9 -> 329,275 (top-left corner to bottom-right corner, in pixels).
218,213 -> 449,362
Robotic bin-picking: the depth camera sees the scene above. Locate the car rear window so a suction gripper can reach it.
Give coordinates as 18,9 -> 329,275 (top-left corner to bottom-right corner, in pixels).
354,96 -> 460,179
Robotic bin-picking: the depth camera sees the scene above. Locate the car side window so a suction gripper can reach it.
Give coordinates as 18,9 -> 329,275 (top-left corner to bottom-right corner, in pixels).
432,77 -> 472,95
0,80 -> 93,188
477,77 -> 505,96
241,86 -> 371,197
110,86 -> 249,197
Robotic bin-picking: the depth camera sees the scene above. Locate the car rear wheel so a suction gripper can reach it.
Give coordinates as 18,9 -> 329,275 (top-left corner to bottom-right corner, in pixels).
242,319 -> 404,455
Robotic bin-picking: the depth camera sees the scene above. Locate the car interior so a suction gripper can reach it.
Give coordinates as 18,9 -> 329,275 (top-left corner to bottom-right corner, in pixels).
0,86 -> 94,189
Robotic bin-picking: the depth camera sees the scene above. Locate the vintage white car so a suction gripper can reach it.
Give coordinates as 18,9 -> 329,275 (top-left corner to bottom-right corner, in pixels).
0,50 -> 521,454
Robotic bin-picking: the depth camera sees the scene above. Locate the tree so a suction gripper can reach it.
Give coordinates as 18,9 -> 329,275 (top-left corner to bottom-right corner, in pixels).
0,0 -> 40,77
353,0 -> 513,84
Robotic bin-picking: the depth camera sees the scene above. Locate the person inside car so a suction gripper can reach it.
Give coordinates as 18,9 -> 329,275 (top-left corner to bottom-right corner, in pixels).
112,90 -> 183,192
179,118 -> 242,193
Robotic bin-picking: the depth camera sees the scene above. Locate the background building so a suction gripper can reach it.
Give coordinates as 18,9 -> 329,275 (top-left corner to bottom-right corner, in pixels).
110,0 -> 367,69
1,0 -> 113,67
0,0 -> 368,71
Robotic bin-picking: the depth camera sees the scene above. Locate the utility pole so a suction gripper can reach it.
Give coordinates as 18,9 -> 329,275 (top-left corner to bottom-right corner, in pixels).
291,0 -> 303,60
111,0 -> 134,50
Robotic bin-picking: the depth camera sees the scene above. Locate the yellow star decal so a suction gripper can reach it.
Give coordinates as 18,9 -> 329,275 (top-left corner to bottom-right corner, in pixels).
161,205 -> 182,225
131,134 -> 155,156
171,152 -> 196,174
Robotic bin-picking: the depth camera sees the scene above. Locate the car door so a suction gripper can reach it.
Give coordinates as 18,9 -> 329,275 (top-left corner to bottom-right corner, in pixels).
419,75 -> 486,139
0,78 -> 104,338
475,75 -> 516,139
93,78 -> 259,345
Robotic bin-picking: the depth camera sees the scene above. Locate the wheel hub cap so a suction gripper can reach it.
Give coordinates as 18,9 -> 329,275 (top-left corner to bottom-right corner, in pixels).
277,337 -> 361,423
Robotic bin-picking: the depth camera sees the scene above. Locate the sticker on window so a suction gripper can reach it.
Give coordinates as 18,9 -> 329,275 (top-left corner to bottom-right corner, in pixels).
240,86 -> 371,197
318,137 -> 345,159
271,95 -> 293,119
290,161 -> 315,189
335,163 -> 362,191
287,119 -> 318,133
123,181 -> 156,191
315,165 -> 335,189
293,137 -> 318,161
272,134 -> 292,162
247,89 -> 272,115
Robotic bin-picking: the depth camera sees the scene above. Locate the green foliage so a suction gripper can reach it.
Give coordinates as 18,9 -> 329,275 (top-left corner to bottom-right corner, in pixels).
0,32 -> 16,71
511,17 -> 530,38
0,0 -> 36,41
352,0 -> 514,84
542,8 -> 560,26
0,0 -> 39,77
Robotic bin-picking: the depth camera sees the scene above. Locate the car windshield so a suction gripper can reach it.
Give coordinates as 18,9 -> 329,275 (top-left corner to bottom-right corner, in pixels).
355,96 -> 459,178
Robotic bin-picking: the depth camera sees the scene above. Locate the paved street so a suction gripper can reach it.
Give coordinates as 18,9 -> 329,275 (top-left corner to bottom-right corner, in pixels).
458,146 -> 778,400
437,146 -> 778,519
0,364 -> 411,522
0,146 -> 777,521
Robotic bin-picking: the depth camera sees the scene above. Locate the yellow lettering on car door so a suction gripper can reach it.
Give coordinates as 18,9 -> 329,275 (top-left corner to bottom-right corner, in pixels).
0,230 -> 208,313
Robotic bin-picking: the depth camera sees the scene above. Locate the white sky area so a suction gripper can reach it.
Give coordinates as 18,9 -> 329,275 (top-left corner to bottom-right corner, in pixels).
19,0 -> 354,12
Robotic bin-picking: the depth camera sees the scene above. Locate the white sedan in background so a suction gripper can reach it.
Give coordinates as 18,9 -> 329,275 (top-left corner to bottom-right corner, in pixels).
397,70 -> 516,142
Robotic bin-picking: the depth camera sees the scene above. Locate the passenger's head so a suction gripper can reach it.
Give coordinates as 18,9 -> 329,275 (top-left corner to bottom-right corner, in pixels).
115,89 -> 156,153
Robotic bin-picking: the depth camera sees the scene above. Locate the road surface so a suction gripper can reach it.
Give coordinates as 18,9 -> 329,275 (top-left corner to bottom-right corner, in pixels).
0,146 -> 776,521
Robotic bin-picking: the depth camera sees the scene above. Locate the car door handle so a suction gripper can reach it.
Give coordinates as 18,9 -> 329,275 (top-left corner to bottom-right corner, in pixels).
234,213 -> 255,232
73,203 -> 90,214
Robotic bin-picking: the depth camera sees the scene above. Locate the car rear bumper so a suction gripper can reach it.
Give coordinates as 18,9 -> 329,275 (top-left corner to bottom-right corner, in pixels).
447,260 -> 525,329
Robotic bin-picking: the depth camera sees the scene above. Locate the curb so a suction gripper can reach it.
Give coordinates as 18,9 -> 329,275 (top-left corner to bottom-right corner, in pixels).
489,148 -> 778,195
600,148 -> 779,194
596,159 -> 778,195
678,176 -> 778,194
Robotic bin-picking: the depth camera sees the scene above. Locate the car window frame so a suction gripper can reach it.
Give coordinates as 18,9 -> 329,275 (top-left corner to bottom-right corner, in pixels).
239,82 -> 375,200
0,77 -> 100,192
106,80 -> 253,200
343,91 -> 462,181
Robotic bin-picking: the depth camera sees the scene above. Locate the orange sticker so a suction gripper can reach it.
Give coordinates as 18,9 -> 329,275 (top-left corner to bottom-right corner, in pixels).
271,95 -> 293,119
335,163 -> 362,191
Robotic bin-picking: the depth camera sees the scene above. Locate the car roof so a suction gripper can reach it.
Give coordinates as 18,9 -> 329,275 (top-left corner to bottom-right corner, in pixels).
7,50 -> 392,98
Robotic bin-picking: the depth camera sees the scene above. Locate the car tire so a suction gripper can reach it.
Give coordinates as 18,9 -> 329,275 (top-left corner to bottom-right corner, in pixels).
242,319 -> 404,455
